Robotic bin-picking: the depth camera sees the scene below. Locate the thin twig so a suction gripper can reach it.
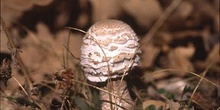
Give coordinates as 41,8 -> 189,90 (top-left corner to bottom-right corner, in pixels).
142,0 -> 183,44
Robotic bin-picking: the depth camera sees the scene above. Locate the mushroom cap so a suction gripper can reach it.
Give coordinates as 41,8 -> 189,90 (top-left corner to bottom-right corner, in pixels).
80,19 -> 140,82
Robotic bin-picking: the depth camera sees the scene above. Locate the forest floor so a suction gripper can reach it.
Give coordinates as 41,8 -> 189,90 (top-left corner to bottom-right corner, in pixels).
1,0 -> 219,110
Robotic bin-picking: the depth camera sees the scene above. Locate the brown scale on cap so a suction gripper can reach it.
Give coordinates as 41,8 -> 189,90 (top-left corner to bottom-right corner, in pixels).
80,19 -> 140,82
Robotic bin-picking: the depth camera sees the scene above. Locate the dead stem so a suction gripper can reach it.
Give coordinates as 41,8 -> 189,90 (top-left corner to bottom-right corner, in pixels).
147,69 -> 220,88
0,87 -> 8,96
64,28 -> 72,68
142,0 -> 183,44
101,80 -> 134,110
11,76 -> 32,101
1,18 -> 33,90
1,18 -> 49,110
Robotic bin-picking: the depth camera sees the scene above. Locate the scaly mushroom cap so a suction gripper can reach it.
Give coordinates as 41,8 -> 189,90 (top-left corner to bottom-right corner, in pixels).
80,19 -> 140,82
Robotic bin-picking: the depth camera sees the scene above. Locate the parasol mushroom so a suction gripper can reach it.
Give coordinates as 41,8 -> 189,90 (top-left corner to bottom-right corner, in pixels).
80,19 -> 140,110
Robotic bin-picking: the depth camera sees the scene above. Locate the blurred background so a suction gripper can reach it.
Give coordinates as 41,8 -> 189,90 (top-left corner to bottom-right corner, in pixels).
1,0 -> 219,109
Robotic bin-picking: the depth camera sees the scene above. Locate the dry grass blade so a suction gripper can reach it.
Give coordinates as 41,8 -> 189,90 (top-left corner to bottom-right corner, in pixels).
65,27 -> 86,34
64,28 -> 71,68
72,78 -> 135,105
63,45 -> 80,60
11,76 -> 32,102
191,100 -> 207,110
64,27 -> 85,68
72,79 -> 118,98
0,87 -> 8,97
148,69 -> 219,88
189,64 -> 212,107
13,76 -> 48,109
84,33 -> 115,109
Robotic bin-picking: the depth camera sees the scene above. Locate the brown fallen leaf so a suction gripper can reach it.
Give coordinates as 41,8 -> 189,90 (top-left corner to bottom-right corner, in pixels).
19,23 -> 82,84
167,44 -> 195,76
1,0 -> 53,26
161,95 -> 180,110
90,0 -> 124,22
140,42 -> 160,68
142,99 -> 168,110
123,0 -> 162,29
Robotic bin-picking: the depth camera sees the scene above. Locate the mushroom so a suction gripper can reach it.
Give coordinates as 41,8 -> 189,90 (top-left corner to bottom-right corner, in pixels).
80,19 -> 140,110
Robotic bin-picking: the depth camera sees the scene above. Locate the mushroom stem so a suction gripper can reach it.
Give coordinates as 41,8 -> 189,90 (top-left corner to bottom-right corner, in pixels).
100,80 -> 134,110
